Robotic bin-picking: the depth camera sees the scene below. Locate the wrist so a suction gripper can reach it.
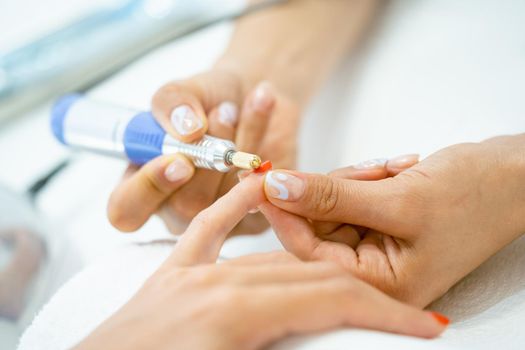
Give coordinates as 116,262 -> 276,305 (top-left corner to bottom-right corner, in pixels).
213,53 -> 308,109
213,0 -> 381,108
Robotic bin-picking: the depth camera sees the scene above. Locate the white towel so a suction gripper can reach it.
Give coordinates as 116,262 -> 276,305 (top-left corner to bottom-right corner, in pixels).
18,233 -> 525,350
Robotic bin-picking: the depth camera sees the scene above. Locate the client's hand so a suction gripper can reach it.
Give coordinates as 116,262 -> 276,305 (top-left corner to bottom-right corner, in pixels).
76,176 -> 447,350
108,71 -> 299,235
261,134 -> 525,307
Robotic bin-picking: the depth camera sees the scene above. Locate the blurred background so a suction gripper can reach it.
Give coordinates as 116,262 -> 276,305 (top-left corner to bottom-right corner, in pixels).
0,0 -> 269,347
1,0 -> 524,349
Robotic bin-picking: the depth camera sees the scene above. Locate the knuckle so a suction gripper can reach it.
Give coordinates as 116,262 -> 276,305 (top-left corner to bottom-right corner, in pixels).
107,193 -> 138,232
151,83 -> 174,107
383,177 -> 427,229
167,195 -> 209,222
144,166 -> 169,195
332,277 -> 362,299
193,268 -> 219,286
151,82 -> 188,111
143,268 -> 183,293
309,178 -> 340,217
308,261 -> 347,278
168,266 -> 222,289
189,212 -> 210,230
214,286 -> 245,309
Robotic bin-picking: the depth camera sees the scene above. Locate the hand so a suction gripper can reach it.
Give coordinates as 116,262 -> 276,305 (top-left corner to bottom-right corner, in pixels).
260,135 -> 525,307
76,175 -> 447,350
107,69 -> 299,235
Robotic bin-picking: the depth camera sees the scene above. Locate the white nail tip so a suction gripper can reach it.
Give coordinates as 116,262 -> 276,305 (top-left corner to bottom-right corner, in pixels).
275,172 -> 288,181
266,171 -> 289,200
355,158 -> 388,169
218,102 -> 238,126
170,105 -> 202,135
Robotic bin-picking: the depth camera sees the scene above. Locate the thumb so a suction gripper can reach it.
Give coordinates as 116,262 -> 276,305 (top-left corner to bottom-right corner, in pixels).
263,170 -> 409,233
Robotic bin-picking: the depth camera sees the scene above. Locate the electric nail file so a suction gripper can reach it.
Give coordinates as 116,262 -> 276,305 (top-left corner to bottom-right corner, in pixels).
50,94 -> 262,172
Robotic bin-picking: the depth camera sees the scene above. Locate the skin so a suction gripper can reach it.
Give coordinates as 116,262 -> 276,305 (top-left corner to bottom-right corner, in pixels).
75,176 -> 446,350
261,134 -> 525,307
107,0 -> 381,235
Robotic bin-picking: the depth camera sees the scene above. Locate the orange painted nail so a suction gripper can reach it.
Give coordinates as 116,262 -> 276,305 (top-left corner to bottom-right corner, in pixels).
431,312 -> 450,326
254,160 -> 273,173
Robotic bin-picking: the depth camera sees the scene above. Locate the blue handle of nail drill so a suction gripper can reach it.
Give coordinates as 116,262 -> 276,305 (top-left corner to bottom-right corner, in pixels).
50,94 -> 167,165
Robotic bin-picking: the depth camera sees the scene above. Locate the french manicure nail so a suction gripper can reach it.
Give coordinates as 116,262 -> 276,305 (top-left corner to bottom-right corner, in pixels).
164,158 -> 191,182
250,82 -> 274,112
218,101 -> 238,127
170,105 -> 203,135
264,171 -> 304,201
430,312 -> 450,326
354,158 -> 388,170
388,154 -> 419,168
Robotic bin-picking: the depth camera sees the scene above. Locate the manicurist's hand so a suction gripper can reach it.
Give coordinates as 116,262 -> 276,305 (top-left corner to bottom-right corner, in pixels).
107,76 -> 298,235
106,0 -> 381,236
261,134 -> 525,307
76,175 -> 448,350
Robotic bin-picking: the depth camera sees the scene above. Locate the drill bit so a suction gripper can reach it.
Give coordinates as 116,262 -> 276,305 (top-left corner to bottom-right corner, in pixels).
226,150 -> 262,170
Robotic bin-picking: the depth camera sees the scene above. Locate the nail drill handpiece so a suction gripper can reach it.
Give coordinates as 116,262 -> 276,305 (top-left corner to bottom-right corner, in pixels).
51,94 -> 261,172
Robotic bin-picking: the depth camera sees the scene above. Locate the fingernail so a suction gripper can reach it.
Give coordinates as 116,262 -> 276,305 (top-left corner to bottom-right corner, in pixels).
388,154 -> 419,168
250,82 -> 274,112
164,157 -> 192,182
218,101 -> 238,127
170,105 -> 203,135
354,158 -> 388,170
430,312 -> 450,326
264,171 -> 304,201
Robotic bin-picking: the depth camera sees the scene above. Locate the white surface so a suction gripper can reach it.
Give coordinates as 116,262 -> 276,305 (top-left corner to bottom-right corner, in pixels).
16,234 -> 525,350
17,243 -> 451,350
4,0 -> 525,348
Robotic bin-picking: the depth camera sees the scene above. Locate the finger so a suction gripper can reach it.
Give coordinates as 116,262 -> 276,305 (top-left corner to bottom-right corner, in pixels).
191,261 -> 346,286
320,224 -> 361,249
354,230 -> 395,282
312,155 -> 419,235
261,202 -> 361,272
329,158 -> 389,181
166,103 -> 238,222
108,154 -> 194,232
386,154 -> 419,176
151,72 -> 242,143
221,251 -> 300,265
259,202 -> 322,261
213,82 -> 275,230
164,174 -> 266,267
313,161 -> 391,235
245,276 -> 447,349
263,170 -> 410,236
328,154 -> 419,181
310,220 -> 367,238
311,221 -> 342,236
235,81 -> 275,153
